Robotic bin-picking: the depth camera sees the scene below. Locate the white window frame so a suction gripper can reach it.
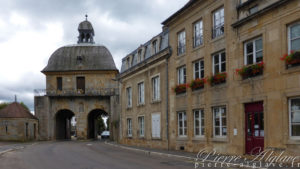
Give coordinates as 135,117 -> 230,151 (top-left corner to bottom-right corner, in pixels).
152,75 -> 160,101
178,111 -> 187,137
126,87 -> 132,108
244,37 -> 263,65
177,66 -> 187,84
289,97 -> 300,139
194,20 -> 203,47
213,106 -> 227,138
213,7 -> 225,38
212,51 -> 226,75
288,22 -> 300,53
194,109 -> 205,137
138,116 -> 145,137
178,31 -> 186,55
193,60 -> 204,79
127,118 -> 132,137
138,82 -> 145,105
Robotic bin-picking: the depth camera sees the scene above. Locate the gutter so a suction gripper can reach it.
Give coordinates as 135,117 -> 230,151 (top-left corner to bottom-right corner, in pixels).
165,47 -> 172,151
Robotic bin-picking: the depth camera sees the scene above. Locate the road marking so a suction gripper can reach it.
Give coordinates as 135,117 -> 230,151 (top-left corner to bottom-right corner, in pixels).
86,144 -> 92,146
0,149 -> 13,155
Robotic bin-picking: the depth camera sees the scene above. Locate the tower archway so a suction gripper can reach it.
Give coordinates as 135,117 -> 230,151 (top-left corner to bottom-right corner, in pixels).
87,109 -> 108,139
55,109 -> 75,140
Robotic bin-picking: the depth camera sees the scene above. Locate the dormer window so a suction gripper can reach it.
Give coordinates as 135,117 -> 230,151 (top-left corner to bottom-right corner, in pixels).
138,49 -> 143,62
77,56 -> 83,64
152,40 -> 158,55
126,57 -> 131,69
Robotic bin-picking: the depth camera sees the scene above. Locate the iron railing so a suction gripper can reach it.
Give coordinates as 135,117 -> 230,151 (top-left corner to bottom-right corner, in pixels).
34,88 -> 119,97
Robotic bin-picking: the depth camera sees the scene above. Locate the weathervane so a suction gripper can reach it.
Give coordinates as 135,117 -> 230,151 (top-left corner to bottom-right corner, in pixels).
85,14 -> 88,21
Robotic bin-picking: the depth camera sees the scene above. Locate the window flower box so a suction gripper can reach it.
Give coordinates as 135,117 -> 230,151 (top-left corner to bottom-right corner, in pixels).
236,62 -> 264,79
209,72 -> 227,86
190,78 -> 206,91
280,51 -> 300,68
174,84 -> 188,94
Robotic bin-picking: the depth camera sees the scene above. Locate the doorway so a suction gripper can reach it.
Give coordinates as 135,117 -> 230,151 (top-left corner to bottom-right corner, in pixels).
245,102 -> 264,155
55,109 -> 75,140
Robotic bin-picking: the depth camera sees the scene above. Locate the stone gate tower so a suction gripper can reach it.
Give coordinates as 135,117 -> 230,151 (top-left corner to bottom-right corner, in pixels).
34,18 -> 119,140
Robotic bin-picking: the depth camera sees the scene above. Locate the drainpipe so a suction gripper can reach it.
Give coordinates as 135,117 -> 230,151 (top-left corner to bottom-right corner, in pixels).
166,47 -> 172,151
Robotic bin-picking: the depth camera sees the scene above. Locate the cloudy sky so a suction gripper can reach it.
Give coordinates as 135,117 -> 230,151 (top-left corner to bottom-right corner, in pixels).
0,0 -> 188,111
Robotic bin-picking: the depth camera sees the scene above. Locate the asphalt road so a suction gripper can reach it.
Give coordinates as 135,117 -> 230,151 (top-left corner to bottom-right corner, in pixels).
0,141 -> 195,169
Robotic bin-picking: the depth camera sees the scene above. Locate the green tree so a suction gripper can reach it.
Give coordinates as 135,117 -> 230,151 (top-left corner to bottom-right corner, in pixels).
0,102 -> 8,110
20,102 -> 30,111
96,116 -> 106,134
106,117 -> 110,130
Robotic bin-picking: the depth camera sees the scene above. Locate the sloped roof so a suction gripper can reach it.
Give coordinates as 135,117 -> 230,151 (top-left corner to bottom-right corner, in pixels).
162,0 -> 197,25
0,102 -> 37,119
42,44 -> 118,72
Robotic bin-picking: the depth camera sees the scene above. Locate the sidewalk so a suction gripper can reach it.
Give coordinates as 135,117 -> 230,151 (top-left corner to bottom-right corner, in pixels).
105,142 -> 297,169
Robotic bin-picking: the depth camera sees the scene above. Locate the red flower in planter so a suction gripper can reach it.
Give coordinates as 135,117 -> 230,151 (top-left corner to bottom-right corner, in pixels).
174,83 -> 189,94
208,72 -> 227,85
236,62 -> 264,79
190,78 -> 206,90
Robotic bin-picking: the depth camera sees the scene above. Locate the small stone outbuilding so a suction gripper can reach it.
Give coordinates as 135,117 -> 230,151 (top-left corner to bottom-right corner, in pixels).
0,102 -> 38,141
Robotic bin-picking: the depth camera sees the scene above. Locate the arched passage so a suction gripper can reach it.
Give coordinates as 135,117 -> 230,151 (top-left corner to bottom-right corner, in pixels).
55,109 -> 75,140
87,109 -> 108,139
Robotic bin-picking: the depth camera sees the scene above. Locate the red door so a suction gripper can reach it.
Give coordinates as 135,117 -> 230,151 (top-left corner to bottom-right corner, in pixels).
245,102 -> 264,155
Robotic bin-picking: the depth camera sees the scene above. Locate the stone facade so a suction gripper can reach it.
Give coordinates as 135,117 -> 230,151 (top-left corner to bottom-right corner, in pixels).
34,19 -> 119,141
119,0 -> 300,156
0,118 -> 37,141
119,31 -> 171,149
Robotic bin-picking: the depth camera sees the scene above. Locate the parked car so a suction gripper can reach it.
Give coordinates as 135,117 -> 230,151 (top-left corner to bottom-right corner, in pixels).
101,131 -> 110,139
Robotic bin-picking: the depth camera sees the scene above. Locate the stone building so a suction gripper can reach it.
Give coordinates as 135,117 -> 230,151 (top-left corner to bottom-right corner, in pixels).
0,102 -> 38,141
119,0 -> 300,156
34,18 -> 119,140
119,31 -> 170,149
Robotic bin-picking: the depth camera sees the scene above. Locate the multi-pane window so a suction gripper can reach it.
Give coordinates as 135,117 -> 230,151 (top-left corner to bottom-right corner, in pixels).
289,22 -> 300,52
212,51 -> 226,74
138,82 -> 145,105
213,7 -> 224,39
57,77 -> 62,91
244,37 -> 263,65
178,31 -> 186,55
178,112 -> 187,136
194,20 -> 203,47
194,109 -> 205,137
138,116 -> 145,137
152,76 -> 160,101
126,87 -> 132,107
290,98 -> 300,137
178,66 -> 187,84
213,106 -> 227,137
127,118 -> 132,137
193,60 -> 204,79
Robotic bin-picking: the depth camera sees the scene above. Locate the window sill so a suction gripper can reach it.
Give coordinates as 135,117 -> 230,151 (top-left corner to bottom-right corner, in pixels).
211,137 -> 228,142
127,136 -> 133,139
176,53 -> 186,59
281,64 -> 300,75
137,103 -> 145,107
192,44 -> 205,52
211,35 -> 225,43
192,136 -> 206,141
151,99 -> 161,104
286,138 -> 300,145
138,136 -> 145,139
177,136 -> 188,141
126,107 -> 132,110
191,88 -> 205,94
151,137 -> 161,140
176,92 -> 187,97
238,74 -> 265,84
210,82 -> 227,89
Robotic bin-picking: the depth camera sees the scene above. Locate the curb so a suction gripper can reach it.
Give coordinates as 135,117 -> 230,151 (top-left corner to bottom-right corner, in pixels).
0,149 -> 13,155
104,142 -> 267,169
105,141 -> 195,161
